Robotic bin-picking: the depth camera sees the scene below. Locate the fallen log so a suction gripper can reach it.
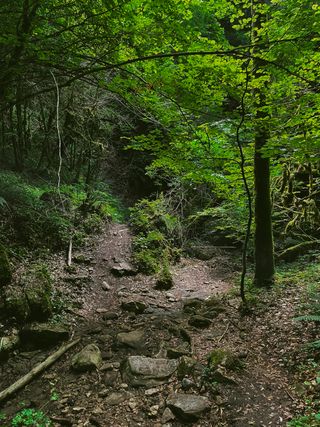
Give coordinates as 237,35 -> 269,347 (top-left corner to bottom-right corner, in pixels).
0,338 -> 80,403
277,240 -> 320,262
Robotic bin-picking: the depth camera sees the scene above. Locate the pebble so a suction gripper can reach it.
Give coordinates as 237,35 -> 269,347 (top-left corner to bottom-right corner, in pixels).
145,388 -> 160,396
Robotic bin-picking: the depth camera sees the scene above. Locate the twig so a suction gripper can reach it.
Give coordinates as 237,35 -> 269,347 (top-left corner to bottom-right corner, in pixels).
218,322 -> 230,343
0,338 -> 80,403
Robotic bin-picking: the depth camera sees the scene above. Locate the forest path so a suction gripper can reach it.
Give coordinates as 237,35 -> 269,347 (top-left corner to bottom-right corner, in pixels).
0,222 -> 302,427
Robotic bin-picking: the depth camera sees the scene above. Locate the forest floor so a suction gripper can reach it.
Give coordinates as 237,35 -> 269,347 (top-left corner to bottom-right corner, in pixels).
0,222 -> 316,427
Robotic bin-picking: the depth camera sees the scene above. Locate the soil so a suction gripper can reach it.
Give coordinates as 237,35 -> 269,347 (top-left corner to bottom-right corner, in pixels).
0,222 -> 311,427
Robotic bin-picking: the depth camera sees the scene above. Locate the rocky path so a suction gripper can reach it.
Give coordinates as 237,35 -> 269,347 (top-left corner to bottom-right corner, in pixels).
0,222 -> 304,426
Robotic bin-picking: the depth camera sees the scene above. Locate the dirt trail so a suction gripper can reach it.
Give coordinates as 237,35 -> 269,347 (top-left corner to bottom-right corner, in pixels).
0,222 -> 303,427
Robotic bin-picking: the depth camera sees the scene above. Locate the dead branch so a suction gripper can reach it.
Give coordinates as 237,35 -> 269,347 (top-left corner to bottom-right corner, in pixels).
0,338 -> 80,403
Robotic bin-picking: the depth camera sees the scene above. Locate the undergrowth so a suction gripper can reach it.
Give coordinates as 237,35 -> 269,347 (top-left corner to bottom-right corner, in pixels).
0,171 -> 125,252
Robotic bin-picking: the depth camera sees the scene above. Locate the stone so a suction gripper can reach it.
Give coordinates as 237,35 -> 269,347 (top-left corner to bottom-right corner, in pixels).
144,387 -> 160,396
0,334 -> 20,359
188,315 -> 211,328
121,356 -> 178,387
207,348 -> 242,371
181,378 -> 196,391
102,281 -> 111,291
182,298 -> 203,313
166,394 -> 211,422
111,262 -> 137,277
5,265 -> 53,323
20,324 -> 70,348
162,407 -> 175,423
104,371 -> 119,387
0,244 -> 12,287
104,392 -> 131,406
71,344 -> 102,372
167,347 -> 190,359
148,405 -> 159,417
117,330 -> 145,349
209,367 -> 237,385
102,312 -> 119,321
121,300 -> 148,314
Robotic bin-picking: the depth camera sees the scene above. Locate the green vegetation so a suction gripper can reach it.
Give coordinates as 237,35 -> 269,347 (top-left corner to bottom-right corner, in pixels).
130,196 -> 181,273
11,408 -> 52,427
0,171 -> 125,251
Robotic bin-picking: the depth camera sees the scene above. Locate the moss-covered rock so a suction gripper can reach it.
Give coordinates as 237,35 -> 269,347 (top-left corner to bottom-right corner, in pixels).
207,348 -> 242,371
5,264 -> 53,323
0,244 -> 12,287
5,285 -> 30,322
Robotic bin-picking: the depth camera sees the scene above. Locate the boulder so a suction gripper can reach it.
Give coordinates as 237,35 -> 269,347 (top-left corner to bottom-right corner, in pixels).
121,356 -> 178,387
20,324 -> 70,348
0,334 -> 20,360
117,330 -> 145,349
121,300 -> 148,314
111,262 -> 137,277
5,265 -> 53,322
72,344 -> 102,372
0,244 -> 12,287
166,394 -> 211,422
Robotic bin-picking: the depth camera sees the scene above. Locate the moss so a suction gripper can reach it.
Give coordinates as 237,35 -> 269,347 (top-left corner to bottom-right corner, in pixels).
5,264 -> 53,323
24,264 -> 53,321
207,348 -> 242,371
0,244 -> 12,287
155,262 -> 173,290
5,286 -> 30,322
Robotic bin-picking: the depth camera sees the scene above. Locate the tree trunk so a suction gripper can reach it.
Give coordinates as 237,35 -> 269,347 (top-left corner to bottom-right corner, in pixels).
254,126 -> 275,285
252,0 -> 275,286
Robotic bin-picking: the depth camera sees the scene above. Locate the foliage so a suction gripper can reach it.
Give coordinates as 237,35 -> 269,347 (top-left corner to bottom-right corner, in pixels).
130,196 -> 181,273
0,171 -> 124,250
11,408 -> 52,427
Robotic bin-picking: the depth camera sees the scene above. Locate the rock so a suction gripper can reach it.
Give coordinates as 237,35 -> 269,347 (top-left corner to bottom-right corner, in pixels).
104,392 -> 131,406
144,387 -> 160,396
20,324 -> 70,348
182,298 -> 203,313
111,262 -> 137,277
162,407 -> 175,423
71,344 -> 102,372
0,334 -> 20,359
102,312 -> 119,321
121,300 -> 148,314
188,315 -> 211,328
167,347 -> 190,359
155,266 -> 173,291
181,378 -> 196,391
0,244 -> 12,287
209,367 -> 237,385
117,330 -> 145,349
121,356 -> 178,387
5,265 -> 53,322
102,281 -> 111,291
166,394 -> 211,422
148,405 -> 159,417
207,348 -> 243,371
104,371 -> 119,387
